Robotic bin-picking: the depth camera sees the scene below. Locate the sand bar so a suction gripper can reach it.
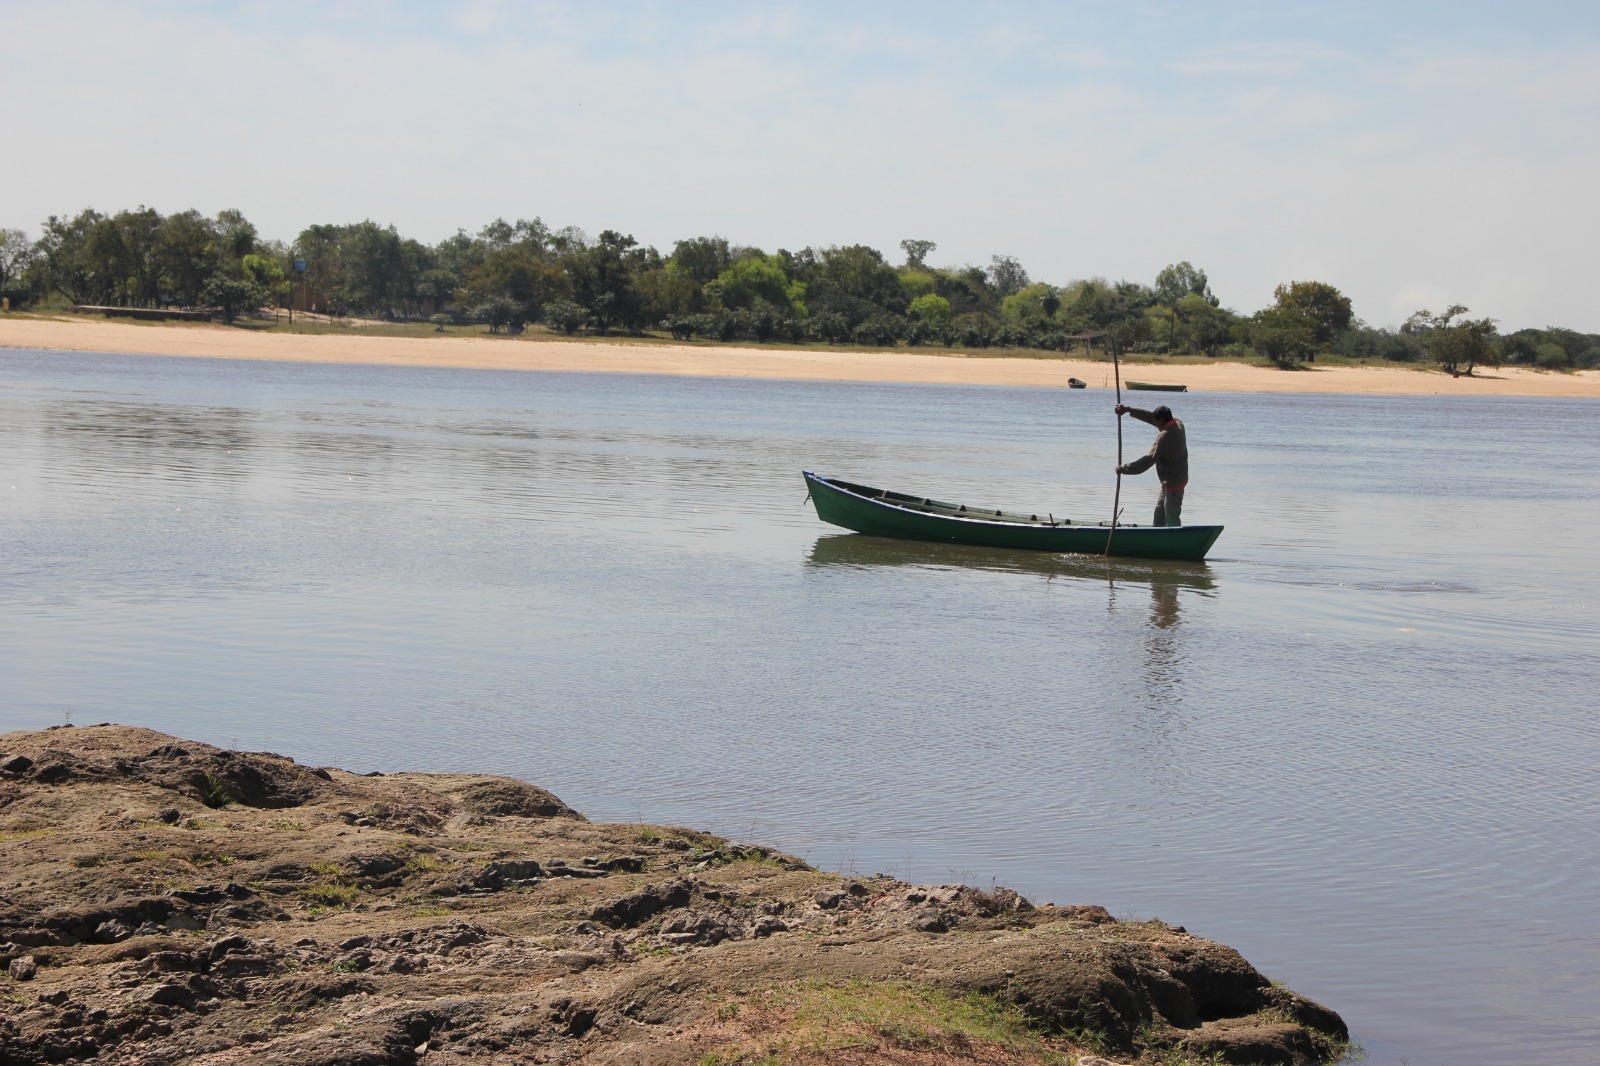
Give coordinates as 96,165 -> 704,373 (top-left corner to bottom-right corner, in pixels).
3,314 -> 1597,397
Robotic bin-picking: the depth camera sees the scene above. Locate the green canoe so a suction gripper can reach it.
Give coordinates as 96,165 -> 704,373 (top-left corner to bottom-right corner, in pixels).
803,472 -> 1223,561
1125,380 -> 1188,392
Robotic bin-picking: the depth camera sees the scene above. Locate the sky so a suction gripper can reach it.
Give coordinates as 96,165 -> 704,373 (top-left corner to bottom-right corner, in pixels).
3,0 -> 1598,331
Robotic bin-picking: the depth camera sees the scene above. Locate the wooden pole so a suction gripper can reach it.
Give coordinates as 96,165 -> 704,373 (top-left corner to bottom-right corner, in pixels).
1106,342 -> 1123,556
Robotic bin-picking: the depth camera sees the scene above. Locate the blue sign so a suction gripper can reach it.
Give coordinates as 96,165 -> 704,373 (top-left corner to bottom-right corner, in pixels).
293,259 -> 308,274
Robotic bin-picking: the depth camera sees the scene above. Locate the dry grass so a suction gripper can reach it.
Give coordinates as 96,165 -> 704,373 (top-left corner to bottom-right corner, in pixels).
690,980 -> 1073,1065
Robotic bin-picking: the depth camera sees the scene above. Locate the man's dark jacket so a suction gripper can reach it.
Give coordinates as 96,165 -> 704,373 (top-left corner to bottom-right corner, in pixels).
1121,408 -> 1188,488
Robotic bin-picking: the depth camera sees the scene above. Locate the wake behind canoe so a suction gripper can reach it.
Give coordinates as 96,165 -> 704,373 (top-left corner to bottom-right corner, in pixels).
803,472 -> 1223,561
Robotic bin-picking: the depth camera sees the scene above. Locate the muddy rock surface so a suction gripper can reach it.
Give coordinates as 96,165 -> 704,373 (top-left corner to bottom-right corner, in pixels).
0,726 -> 1347,1064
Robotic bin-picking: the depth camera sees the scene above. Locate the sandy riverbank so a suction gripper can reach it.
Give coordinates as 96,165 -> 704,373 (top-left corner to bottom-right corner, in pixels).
4,314 -> 1597,397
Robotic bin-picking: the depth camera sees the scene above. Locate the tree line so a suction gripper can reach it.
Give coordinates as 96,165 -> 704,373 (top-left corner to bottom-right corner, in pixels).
2,207 -> 1596,372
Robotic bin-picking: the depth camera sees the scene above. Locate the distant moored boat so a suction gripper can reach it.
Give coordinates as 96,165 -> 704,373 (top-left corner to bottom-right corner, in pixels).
1125,380 -> 1188,392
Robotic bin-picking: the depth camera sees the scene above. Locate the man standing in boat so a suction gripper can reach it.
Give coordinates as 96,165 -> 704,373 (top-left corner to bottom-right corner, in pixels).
1114,404 -> 1188,526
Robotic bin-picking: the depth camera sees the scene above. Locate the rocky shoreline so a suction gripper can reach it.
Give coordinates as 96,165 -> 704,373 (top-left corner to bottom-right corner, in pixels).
0,725 -> 1348,1064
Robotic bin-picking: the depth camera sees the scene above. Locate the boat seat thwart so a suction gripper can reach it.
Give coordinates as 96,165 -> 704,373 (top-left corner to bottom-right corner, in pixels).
803,472 -> 1222,561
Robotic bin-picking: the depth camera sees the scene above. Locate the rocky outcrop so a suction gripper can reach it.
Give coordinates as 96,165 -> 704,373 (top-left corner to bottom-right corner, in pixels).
0,725 -> 1347,1064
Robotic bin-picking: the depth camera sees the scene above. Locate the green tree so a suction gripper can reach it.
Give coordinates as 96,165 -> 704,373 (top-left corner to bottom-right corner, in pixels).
807,244 -> 907,323
899,238 -> 936,269
1427,320 -> 1496,374
462,247 -> 569,328
78,212 -> 133,304
472,294 -> 519,333
1068,278 -> 1151,355
1497,327 -> 1600,368
808,310 -> 850,344
987,255 -> 1030,298
1335,323 -> 1424,362
932,265 -> 999,317
635,261 -> 706,321
434,229 -> 489,282
952,312 -> 998,349
1406,305 -> 1496,374
333,221 -> 408,318
706,254 -> 804,314
200,274 -> 269,323
396,238 -> 433,317
565,230 -> 648,334
1179,294 -> 1235,358
92,207 -> 163,307
1272,280 -> 1352,344
1153,261 -> 1215,307
478,217 -> 551,255
1247,308 -> 1316,364
543,299 -> 588,335
1532,341 -> 1568,368
36,209 -> 113,305
853,315 -> 905,347
156,210 -> 222,307
670,236 -> 734,284
241,253 -> 289,307
288,220 -> 415,317
293,224 -> 343,314
908,293 -> 952,332
999,283 -> 1062,327
897,267 -> 936,299
415,268 -> 460,309
0,228 -> 37,304
1144,303 -> 1177,351
216,209 -> 258,259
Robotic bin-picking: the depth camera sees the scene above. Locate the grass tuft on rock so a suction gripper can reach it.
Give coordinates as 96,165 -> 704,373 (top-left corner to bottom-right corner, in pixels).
697,979 -> 1071,1064
198,771 -> 235,808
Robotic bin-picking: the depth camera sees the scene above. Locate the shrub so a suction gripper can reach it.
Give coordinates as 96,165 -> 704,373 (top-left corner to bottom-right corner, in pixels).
1534,342 -> 1569,369
200,276 -> 269,324
543,300 -> 588,335
808,311 -> 850,345
472,295 -> 518,333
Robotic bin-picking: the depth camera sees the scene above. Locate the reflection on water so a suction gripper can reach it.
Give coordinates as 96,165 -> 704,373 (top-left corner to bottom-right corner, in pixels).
1148,582 -> 1180,629
808,535 -> 1209,683
2,349 -> 1599,1066
806,532 -> 1217,590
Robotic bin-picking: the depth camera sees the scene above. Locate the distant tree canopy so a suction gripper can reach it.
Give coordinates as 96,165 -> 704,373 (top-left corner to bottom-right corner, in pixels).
1272,280 -> 1353,344
706,253 -> 805,315
1403,305 -> 1499,375
4,206 -> 1593,367
899,238 -> 936,269
1154,261 -> 1216,308
0,228 -> 36,303
908,293 -> 952,331
1245,308 -> 1316,365
987,255 -> 1030,298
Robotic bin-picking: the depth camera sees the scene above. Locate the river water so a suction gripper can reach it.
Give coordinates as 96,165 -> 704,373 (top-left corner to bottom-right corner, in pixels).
2,348 -> 1596,1063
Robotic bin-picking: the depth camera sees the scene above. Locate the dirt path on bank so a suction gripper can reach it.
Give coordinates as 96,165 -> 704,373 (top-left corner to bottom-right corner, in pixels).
4,315 -> 1597,397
